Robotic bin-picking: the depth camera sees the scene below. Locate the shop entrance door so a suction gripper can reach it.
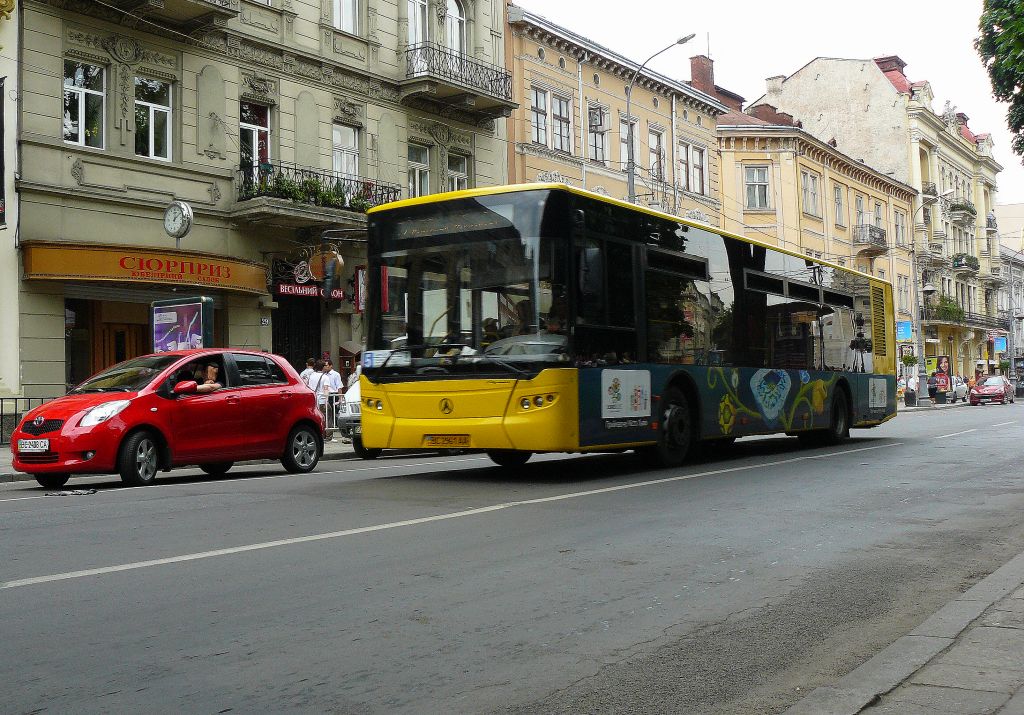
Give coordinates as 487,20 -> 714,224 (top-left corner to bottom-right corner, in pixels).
94,323 -> 146,373
272,294 -> 321,372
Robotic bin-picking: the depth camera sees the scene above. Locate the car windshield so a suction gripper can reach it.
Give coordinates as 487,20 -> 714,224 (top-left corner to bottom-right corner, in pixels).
69,355 -> 180,393
982,377 -> 1004,387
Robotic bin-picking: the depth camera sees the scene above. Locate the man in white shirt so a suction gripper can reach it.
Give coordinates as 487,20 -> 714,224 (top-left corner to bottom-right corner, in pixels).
299,357 -> 316,383
324,359 -> 343,394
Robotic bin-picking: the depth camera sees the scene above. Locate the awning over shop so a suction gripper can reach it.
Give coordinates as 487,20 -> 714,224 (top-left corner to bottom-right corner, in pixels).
22,242 -> 268,295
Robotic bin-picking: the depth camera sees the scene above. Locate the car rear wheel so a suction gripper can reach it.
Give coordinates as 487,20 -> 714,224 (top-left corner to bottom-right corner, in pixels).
282,425 -> 322,473
34,474 -> 70,489
119,431 -> 160,486
199,462 -> 233,476
486,450 -> 532,467
352,435 -> 382,460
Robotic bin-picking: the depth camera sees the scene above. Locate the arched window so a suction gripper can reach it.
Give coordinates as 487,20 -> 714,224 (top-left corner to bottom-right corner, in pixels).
445,0 -> 466,53
408,0 -> 428,45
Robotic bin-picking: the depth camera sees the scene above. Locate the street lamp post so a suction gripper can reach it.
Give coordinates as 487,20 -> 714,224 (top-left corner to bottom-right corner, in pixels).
625,33 -> 695,204
909,189 -> 954,406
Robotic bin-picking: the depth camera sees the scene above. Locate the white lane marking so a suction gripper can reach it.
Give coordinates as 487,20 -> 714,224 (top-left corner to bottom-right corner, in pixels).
932,429 -> 977,439
0,442 -> 899,590
992,421 -> 1017,427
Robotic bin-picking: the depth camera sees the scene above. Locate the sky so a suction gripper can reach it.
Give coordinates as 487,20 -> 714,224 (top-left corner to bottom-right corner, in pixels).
513,0 -> 1024,207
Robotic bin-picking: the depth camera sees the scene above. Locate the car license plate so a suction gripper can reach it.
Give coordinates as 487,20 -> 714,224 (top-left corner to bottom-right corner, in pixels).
18,439 -> 49,453
354,423 -> 362,436
423,434 -> 470,448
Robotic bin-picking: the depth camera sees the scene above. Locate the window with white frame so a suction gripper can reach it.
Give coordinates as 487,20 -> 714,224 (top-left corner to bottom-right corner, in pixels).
530,88 -> 547,145
551,95 -> 571,153
855,195 -> 865,225
332,124 -> 359,177
408,0 -> 428,44
648,129 -> 664,181
239,101 -> 270,172
691,147 -> 705,195
334,0 -> 358,33
134,77 -> 171,160
874,201 -> 883,228
897,275 -> 909,311
834,185 -> 845,226
447,153 -> 469,191
800,170 -> 820,216
745,165 -> 769,209
63,60 -> 105,148
408,143 -> 429,197
445,0 -> 466,53
587,106 -> 607,163
895,209 -> 906,246
677,142 -> 689,191
619,118 -> 638,172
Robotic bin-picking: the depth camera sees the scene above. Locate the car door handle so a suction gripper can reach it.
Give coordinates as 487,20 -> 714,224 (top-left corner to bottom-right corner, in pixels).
280,390 -> 290,398
226,396 -> 240,403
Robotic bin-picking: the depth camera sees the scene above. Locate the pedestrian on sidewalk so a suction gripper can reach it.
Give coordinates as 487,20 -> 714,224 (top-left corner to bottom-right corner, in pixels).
927,372 -> 938,400
299,357 -> 316,383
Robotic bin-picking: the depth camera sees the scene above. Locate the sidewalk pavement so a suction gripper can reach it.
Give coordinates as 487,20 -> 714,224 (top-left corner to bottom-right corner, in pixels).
0,436 -> 358,483
898,399 -> 970,414
786,551 -> 1024,714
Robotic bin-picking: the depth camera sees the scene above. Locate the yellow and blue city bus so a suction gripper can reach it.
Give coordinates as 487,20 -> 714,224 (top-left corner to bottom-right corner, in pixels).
359,184 -> 896,467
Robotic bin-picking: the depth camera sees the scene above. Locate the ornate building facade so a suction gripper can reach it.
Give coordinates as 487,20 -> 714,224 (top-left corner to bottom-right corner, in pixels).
505,5 -> 726,224
747,56 -> 1005,377
11,0 -> 512,397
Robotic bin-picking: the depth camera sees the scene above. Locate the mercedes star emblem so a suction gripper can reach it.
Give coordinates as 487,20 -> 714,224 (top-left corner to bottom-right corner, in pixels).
439,398 -> 454,415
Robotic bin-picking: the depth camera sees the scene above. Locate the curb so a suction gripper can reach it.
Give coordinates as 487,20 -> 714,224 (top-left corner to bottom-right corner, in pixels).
897,401 -> 970,414
784,550 -> 1024,714
0,449 -> 361,484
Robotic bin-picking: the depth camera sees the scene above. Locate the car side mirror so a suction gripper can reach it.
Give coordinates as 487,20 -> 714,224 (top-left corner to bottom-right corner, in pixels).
173,380 -> 198,395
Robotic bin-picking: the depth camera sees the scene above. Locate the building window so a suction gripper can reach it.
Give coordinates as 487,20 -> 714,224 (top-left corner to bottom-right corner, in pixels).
834,185 -> 845,226
63,61 -> 105,148
552,95 -> 571,153
855,195 -> 865,225
619,119 -> 637,172
530,88 -> 548,145
800,170 -> 820,216
874,201 -> 883,228
445,0 -> 466,53
408,143 -> 429,197
745,165 -> 769,209
895,210 -> 906,246
677,142 -> 689,191
239,102 -> 270,171
332,124 -> 359,177
897,275 -> 909,311
408,0 -> 428,44
588,106 -> 607,163
447,154 -> 469,191
691,147 -> 705,194
134,77 -> 171,160
334,0 -> 358,33
648,129 -> 664,181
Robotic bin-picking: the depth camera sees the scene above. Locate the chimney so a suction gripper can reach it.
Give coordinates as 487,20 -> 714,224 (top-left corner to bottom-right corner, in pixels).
748,104 -> 796,126
690,55 -> 715,96
766,75 -> 785,95
873,55 -> 907,74
956,112 -> 970,125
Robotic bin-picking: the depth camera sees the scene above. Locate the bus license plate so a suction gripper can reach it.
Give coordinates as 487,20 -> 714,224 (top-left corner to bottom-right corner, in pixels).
18,439 -> 49,453
424,434 -> 470,448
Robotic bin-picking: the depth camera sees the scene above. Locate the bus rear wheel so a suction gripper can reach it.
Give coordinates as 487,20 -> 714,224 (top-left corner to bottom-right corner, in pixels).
642,386 -> 694,468
487,450 -> 532,468
799,390 -> 850,446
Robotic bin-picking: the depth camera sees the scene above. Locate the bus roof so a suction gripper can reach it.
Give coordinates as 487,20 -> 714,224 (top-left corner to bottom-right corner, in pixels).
368,183 -> 883,284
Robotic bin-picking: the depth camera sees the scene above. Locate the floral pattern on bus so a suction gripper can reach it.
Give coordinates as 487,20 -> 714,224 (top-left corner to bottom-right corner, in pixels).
707,367 -> 838,436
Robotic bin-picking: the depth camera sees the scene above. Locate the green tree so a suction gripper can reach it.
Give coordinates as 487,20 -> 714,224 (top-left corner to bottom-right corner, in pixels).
977,1 -> 1024,157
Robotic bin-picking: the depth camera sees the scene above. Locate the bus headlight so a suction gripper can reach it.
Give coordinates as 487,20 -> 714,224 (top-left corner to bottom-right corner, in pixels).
533,396 -> 544,407
375,400 -> 383,411
520,398 -> 531,409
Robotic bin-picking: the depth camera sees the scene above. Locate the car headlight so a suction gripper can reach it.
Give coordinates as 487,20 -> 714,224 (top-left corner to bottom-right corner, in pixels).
80,400 -> 131,427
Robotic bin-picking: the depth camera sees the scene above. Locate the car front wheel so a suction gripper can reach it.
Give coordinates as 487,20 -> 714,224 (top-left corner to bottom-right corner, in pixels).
282,425 -> 321,473
34,473 -> 70,489
119,431 -> 160,486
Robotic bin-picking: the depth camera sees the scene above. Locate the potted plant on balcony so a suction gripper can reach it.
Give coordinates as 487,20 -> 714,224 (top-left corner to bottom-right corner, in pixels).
272,172 -> 303,202
949,200 -> 977,228
934,294 -> 966,324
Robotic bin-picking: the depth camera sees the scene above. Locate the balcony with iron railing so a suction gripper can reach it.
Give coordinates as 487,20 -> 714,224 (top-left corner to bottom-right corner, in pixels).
232,161 -> 401,228
402,43 -> 516,119
948,198 -> 977,228
987,214 -> 999,234
922,304 -> 1010,331
854,224 -> 887,255
952,252 -> 981,275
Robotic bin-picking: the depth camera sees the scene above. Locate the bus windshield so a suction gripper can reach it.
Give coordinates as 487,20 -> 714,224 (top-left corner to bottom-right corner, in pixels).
368,191 -> 569,375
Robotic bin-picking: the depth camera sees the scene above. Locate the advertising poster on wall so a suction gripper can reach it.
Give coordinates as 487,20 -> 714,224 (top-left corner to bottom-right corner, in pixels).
926,355 -> 952,391
151,297 -> 214,353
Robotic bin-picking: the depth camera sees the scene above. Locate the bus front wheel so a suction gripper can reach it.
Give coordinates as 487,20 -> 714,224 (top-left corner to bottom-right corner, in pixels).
487,450 -> 532,468
642,386 -> 694,468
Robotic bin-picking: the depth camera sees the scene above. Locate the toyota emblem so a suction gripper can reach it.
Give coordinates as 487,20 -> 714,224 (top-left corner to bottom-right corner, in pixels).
439,398 -> 454,415
33,416 -> 45,427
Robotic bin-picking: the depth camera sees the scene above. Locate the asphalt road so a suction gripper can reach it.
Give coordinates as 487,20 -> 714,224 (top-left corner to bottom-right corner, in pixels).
2,404 -> 1023,714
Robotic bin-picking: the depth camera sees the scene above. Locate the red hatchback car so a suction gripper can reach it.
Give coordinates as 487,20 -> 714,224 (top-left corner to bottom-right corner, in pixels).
969,375 -> 1015,406
11,350 -> 325,488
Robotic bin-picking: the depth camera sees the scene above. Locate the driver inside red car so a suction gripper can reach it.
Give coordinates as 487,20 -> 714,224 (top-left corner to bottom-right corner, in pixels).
196,363 -> 222,393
